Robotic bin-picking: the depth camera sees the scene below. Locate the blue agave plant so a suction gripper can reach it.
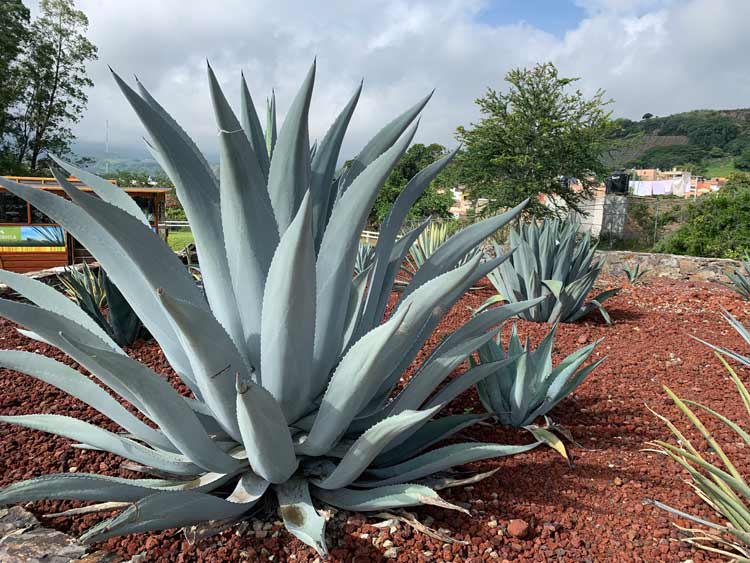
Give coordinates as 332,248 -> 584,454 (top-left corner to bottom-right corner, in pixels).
0,61 -> 543,555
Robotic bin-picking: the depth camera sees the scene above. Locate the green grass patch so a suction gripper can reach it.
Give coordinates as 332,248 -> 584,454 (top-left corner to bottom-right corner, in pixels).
704,157 -> 736,178
167,229 -> 194,251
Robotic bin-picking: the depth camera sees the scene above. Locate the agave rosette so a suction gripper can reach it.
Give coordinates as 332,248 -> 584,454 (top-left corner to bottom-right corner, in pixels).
482,219 -> 620,324
0,61 -> 543,555
472,323 -> 604,427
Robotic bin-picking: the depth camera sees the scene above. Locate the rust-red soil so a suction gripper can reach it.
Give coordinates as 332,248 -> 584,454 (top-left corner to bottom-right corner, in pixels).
1,275 -> 748,562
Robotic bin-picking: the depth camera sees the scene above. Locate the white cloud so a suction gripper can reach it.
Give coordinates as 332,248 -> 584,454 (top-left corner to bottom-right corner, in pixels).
55,0 -> 750,160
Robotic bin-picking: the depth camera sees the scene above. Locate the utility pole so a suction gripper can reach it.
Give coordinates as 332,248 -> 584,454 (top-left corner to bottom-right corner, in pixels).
105,120 -> 110,175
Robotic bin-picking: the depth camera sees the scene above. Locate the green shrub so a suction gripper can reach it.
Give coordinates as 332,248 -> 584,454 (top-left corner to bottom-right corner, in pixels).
655,173 -> 750,258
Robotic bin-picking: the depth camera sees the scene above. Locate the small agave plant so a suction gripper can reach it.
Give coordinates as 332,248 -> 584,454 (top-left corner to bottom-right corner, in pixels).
401,220 -> 479,279
622,262 -> 649,285
725,253 -> 750,301
471,324 -> 603,427
481,219 -> 620,324
353,241 -> 376,276
58,263 -> 147,347
0,61 -> 543,555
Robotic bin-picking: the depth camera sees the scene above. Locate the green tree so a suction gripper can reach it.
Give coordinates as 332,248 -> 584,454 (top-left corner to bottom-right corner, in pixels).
453,62 -> 613,218
369,143 -> 455,224
12,0 -> 97,171
736,147 -> 750,171
0,0 -> 31,172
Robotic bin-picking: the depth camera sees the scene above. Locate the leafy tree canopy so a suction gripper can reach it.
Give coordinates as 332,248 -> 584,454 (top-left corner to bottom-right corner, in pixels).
369,143 -> 455,225
451,62 -> 614,218
0,0 -> 97,173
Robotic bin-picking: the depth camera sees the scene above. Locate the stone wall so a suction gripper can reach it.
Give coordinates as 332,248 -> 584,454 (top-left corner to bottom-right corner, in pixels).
596,250 -> 740,283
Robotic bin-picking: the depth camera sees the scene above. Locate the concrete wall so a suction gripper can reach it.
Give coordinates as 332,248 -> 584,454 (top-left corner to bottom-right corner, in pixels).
596,250 -> 740,283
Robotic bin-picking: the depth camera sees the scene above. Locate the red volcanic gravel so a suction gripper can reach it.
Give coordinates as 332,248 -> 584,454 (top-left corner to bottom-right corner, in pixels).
1,275 -> 749,562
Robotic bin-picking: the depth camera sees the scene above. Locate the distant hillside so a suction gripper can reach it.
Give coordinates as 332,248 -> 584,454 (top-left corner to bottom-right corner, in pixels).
72,141 -> 218,176
607,108 -> 750,176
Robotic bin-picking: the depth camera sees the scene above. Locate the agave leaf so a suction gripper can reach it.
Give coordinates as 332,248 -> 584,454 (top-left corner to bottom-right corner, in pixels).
0,299 -> 155,410
547,360 -> 607,421
665,386 -> 744,483
266,91 -> 277,157
267,61 -> 315,231
79,491 -> 253,544
0,472 -> 237,505
236,376 -> 298,484
542,279 -> 563,299
474,294 -> 505,316
400,199 -> 527,300
685,399 -> 750,447
314,122 -> 418,383
364,218 -> 431,334
313,483 -> 454,511
300,304 -> 411,456
261,192 -> 315,421
227,472 -> 270,504
526,425 -> 569,461
341,267 -> 370,354
315,406 -> 441,490
0,415 -> 200,475
49,155 -> 149,226
374,413 -> 488,467
0,269 -> 116,349
359,442 -> 540,487
0,350 -> 172,452
438,298 -> 545,355
0,474 -> 178,505
208,63 -> 279,360
339,92 -> 432,192
426,358 -> 520,410
133,76 -> 218,193
359,148 -> 459,331
353,254 -> 490,425
274,478 -> 328,557
61,337 -> 244,474
656,441 -> 750,501
113,70 -> 245,356
389,330 -> 503,414
240,72 -> 271,180
158,291 -> 251,441
310,82 -> 362,247
102,273 -> 142,347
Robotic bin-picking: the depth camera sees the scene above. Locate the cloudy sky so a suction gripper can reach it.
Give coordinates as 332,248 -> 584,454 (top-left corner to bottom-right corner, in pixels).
32,0 -> 750,160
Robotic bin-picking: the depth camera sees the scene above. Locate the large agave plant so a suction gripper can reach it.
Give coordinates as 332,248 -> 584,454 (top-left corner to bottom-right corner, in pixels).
0,62 -> 543,555
482,219 -> 620,324
471,324 -> 603,427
